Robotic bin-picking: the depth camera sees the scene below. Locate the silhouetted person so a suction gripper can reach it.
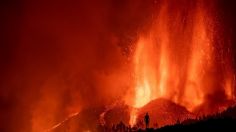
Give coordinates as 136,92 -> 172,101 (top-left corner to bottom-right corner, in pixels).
144,112 -> 150,129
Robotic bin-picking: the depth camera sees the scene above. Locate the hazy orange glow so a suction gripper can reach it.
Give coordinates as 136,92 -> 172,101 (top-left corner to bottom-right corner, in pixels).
1,0 -> 236,131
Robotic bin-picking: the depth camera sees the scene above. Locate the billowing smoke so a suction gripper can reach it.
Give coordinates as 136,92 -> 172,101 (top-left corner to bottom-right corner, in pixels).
0,0 -> 236,132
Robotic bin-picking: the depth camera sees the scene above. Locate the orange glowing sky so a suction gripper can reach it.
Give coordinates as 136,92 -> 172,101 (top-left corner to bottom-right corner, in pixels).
1,0 -> 236,131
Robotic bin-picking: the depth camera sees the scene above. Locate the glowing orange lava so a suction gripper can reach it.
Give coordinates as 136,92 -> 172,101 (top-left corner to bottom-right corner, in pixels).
129,1 -> 235,125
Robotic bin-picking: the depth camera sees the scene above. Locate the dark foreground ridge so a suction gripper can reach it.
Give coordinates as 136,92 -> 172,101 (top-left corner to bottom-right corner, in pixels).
98,105 -> 236,132
52,104 -> 236,131
98,117 -> 236,132
138,118 -> 236,132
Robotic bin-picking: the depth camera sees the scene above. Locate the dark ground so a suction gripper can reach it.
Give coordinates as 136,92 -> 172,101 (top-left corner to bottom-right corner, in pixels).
109,105 -> 236,132
139,118 -> 236,132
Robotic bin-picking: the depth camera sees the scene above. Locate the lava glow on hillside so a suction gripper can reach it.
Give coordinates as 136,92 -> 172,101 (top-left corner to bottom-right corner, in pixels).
1,0 -> 236,132
129,0 -> 235,125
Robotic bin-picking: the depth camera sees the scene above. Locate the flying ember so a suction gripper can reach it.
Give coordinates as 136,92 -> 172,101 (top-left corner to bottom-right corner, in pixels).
129,0 -> 235,125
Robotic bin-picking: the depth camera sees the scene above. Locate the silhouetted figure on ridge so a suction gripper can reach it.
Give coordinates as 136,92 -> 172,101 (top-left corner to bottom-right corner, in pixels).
144,112 -> 150,129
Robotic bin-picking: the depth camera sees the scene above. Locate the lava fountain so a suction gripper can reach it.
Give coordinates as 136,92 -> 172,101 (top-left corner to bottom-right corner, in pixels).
129,0 -> 235,125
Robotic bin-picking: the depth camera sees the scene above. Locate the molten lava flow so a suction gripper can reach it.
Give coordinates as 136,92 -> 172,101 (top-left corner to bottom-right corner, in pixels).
133,38 -> 152,108
44,112 -> 79,132
129,0 -> 235,125
130,37 -> 159,125
183,4 -> 213,111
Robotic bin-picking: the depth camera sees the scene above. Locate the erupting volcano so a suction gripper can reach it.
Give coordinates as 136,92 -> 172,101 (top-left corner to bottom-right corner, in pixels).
1,0 -> 236,132
128,0 -> 236,126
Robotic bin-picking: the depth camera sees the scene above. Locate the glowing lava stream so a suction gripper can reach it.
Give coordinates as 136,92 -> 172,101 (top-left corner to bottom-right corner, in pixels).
133,38 -> 152,108
44,112 -> 79,132
130,37 -> 154,126
129,1 -> 222,126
